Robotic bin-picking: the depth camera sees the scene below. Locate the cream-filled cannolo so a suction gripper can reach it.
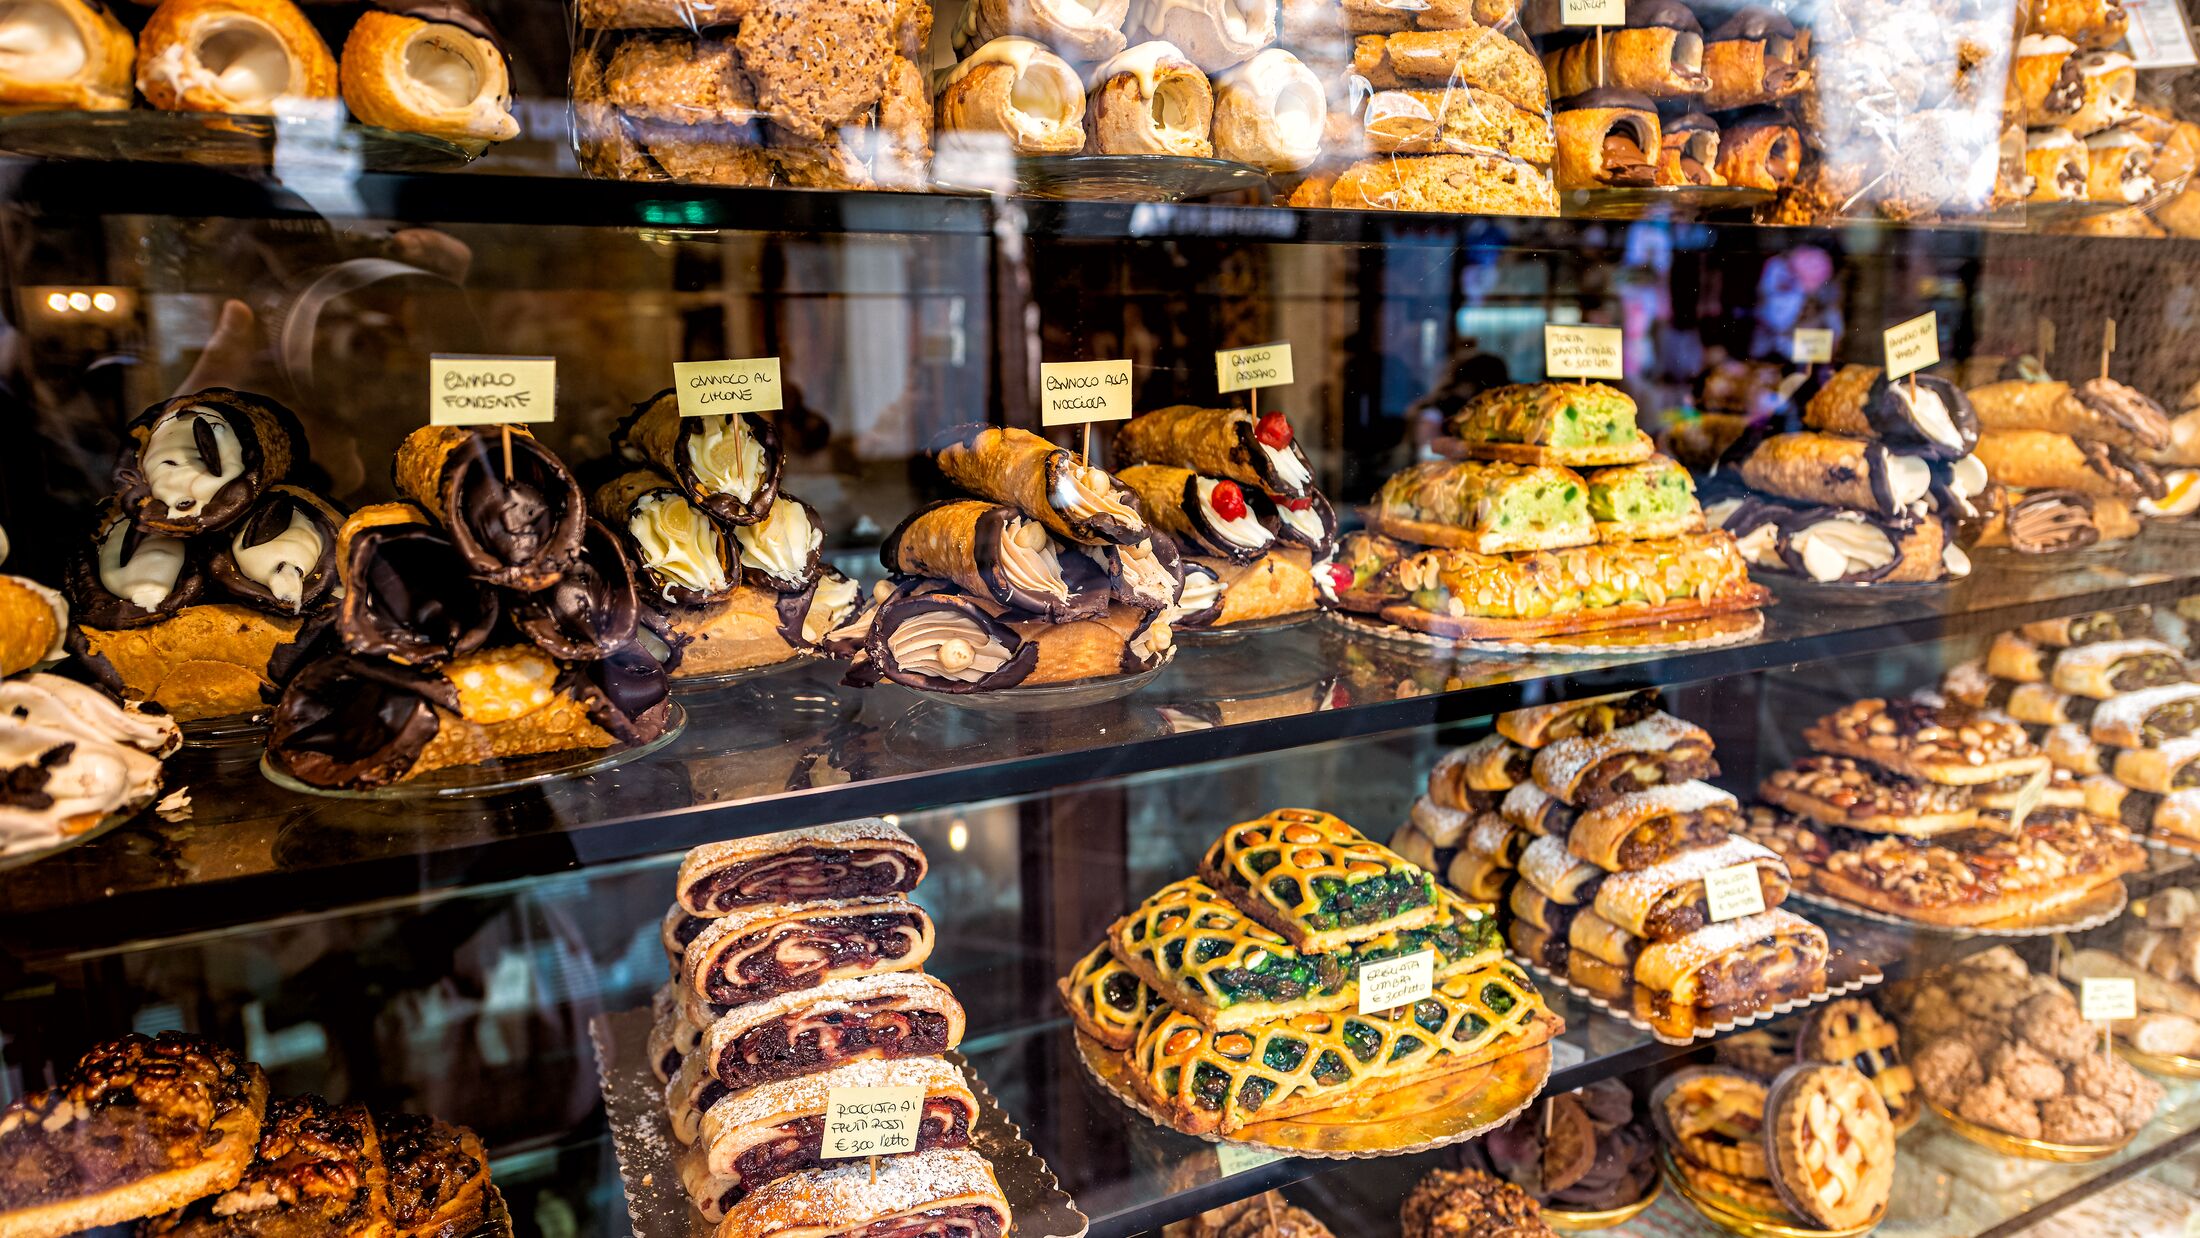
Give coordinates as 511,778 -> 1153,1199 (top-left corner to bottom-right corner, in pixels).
136,0 -> 335,113
2143,470 -> 2200,518
1553,87 -> 1659,190
339,9 -> 516,143
1361,84 -> 1553,161
1974,488 -> 2101,553
1701,7 -> 1807,111
1542,0 -> 1708,100
394,424 -> 587,592
2068,50 -> 2136,135
1211,47 -> 1322,171
1715,108 -> 1802,190
0,0 -> 132,110
65,504 -> 204,630
1115,465 -> 1273,562
1083,40 -> 1213,157
1735,432 -> 1937,517
1975,429 -> 2165,499
333,503 -> 498,665
1073,533 -> 1181,611
880,499 -> 1104,620
1803,366 -> 1979,459
1658,112 -> 1724,186
614,390 -> 781,527
0,715 -> 163,851
1125,0 -> 1274,73
204,484 -> 344,617
961,0 -> 1130,63
2085,127 -> 2155,203
2014,34 -> 2082,126
2026,126 -> 2089,202
937,36 -> 1087,155
856,586 -> 1038,692
510,518 -> 642,662
1969,377 -> 2170,451
0,571 -> 63,677
1172,549 -> 1317,627
730,493 -> 822,594
1114,404 -> 1315,498
1782,508 -> 1954,583
115,388 -> 303,537
593,470 -> 737,606
934,425 -> 1149,545
1251,488 -> 1335,554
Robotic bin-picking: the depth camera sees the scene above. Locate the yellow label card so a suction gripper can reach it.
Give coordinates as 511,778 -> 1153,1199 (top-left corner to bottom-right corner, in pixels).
674,357 -> 783,416
1040,360 -> 1135,426
430,355 -> 556,425
1562,0 -> 1627,23
820,1086 -> 924,1158
1884,313 -> 1940,380
1544,325 -> 1624,380
1705,864 -> 1768,922
1791,328 -> 1835,364
1358,949 -> 1436,1014
1217,343 -> 1295,393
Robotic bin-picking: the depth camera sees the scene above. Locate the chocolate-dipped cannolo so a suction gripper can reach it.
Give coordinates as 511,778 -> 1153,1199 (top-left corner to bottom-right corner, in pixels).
2015,36 -> 2083,125
862,588 -> 1040,693
881,500 -> 1097,620
1541,1 -> 1709,99
392,424 -> 586,592
0,575 -> 65,677
731,494 -> 823,594
1658,112 -> 1725,186
1178,550 -> 1318,627
1251,488 -> 1336,555
613,390 -> 782,526
1313,529 -> 1405,613
1171,559 -> 1225,627
1974,429 -> 2165,499
1072,533 -> 1181,612
643,585 -> 823,677
1715,108 -> 1802,190
1702,7 -> 1808,111
1553,87 -> 1659,189
1115,465 -> 1273,563
114,388 -> 305,536
1,715 -> 162,850
334,502 -> 499,665
777,567 -> 862,653
2085,127 -> 2155,202
511,518 -> 641,661
1779,507 -> 1953,583
1803,366 -> 1978,459
933,425 -> 1147,545
205,485 -> 344,617
1969,377 -> 2170,451
1701,493 -> 1788,571
2026,126 -> 2089,202
65,505 -> 205,630
1085,41 -> 1214,158
1113,405 -> 1315,500
593,469 -> 737,606
1735,432 -> 1936,517
1976,489 -> 2101,553
2069,51 -> 2136,135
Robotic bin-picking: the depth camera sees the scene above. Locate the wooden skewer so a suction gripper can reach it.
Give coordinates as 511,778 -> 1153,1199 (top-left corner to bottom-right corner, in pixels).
2101,317 -> 2117,381
869,1155 -> 878,1186
1596,25 -> 1605,86
501,423 -> 513,481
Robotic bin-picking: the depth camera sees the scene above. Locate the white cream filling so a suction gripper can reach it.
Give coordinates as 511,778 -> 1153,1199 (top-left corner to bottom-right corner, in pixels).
0,674 -> 177,757
687,414 -> 767,502
1277,502 -> 1324,543
1893,385 -> 1963,450
888,611 -> 1013,683
1949,454 -> 1989,498
1113,539 -> 1176,603
947,37 -> 1081,129
0,723 -> 159,836
801,573 -> 861,645
1000,518 -> 1070,603
1260,441 -> 1311,490
734,497 -> 820,583
630,492 -> 731,600
1053,463 -> 1142,528
155,16 -> 292,108
96,519 -> 186,610
1179,568 -> 1222,612
1130,614 -> 1174,661
1196,479 -> 1271,550
2142,470 -> 2200,517
2019,33 -> 2078,57
1884,453 -> 1934,509
230,507 -> 320,608
0,0 -> 87,83
1793,518 -> 1896,581
143,410 -> 243,513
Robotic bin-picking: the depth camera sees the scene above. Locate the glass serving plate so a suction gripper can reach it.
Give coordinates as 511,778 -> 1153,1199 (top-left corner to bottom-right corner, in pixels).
1559,185 -> 1773,221
0,109 -> 482,170
259,702 -> 687,800
938,652 -> 1175,713
934,153 -> 1269,202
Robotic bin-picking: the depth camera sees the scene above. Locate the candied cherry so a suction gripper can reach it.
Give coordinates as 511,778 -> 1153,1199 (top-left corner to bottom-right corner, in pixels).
1326,563 -> 1354,592
1209,481 -> 1248,521
1254,411 -> 1293,448
1280,495 -> 1314,511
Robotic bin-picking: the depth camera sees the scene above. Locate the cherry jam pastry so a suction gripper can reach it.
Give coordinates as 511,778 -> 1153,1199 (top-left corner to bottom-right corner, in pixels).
704,973 -> 966,1092
679,821 -> 928,916
700,1057 -> 976,1203
685,897 -> 935,1008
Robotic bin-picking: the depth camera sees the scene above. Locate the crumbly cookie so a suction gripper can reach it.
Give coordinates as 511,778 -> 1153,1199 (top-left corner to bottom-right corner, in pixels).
2017,991 -> 2097,1064
642,123 -> 777,185
1956,1078 -> 2042,1140
2039,1095 -> 2123,1145
1329,153 -> 1559,215
1910,1038 -> 1982,1108
1988,1041 -> 2065,1103
2068,1052 -> 2164,1132
603,35 -> 759,126
735,0 -> 896,141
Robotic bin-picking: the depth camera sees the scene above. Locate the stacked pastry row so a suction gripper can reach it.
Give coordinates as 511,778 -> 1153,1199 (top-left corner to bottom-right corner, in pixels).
1057,808 -> 1562,1137
1705,365 -> 1985,584
2009,2 -> 2200,210
1406,692 -> 1833,1029
1966,372 -> 2178,549
0,0 -> 517,142
1330,381 -> 1768,640
597,391 -> 861,679
2065,885 -> 2200,1059
573,0 -> 932,189
651,821 -> 1013,1237
1737,694 -> 2147,927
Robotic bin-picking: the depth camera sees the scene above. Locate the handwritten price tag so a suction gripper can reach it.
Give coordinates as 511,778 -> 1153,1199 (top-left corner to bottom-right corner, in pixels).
674,357 -> 782,416
2082,977 -> 2138,1022
1040,360 -> 1134,426
1216,1142 -> 1287,1176
1884,313 -> 1940,381
1561,0 -> 1626,22
1792,328 -> 1835,364
429,355 -> 556,425
1217,343 -> 1294,393
1544,325 -> 1624,380
1358,949 -> 1436,1014
821,1086 -> 923,1158
1705,864 -> 1768,922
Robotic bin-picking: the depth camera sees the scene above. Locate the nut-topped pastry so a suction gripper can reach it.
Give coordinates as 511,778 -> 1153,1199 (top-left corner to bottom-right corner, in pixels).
1759,756 -> 1981,837
142,1093 -> 386,1238
1804,697 -> 2051,785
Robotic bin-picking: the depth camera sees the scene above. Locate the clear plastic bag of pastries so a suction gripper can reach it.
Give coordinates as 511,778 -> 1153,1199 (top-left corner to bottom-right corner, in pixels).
569,0 -> 934,189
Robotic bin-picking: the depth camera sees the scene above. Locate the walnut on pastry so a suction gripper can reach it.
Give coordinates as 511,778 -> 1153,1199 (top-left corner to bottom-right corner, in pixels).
339,10 -> 516,142
1084,40 -> 1213,157
0,0 -> 133,110
136,0 -> 335,113
937,36 -> 1086,155
1212,47 -> 1323,172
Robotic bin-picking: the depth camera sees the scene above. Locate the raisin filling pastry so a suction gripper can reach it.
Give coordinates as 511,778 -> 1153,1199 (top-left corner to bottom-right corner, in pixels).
1496,689 -> 1661,748
1592,836 -> 1790,942
1566,781 -> 1740,872
1530,712 -> 1719,807
1634,909 -> 1828,1011
698,1057 -> 976,1203
1057,942 -> 1160,1051
1199,808 -> 1440,952
2050,638 -> 2191,699
679,820 -> 928,916
701,973 -> 967,1093
715,1148 -> 1010,1238
683,896 -> 936,1008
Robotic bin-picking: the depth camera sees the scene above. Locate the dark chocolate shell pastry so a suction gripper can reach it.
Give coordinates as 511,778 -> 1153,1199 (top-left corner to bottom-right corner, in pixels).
334,503 -> 501,666
772,566 -> 865,652
699,971 -> 967,1092
204,484 -> 347,617
1252,489 -> 1338,555
676,820 -> 930,916
1072,532 -> 1184,612
64,503 -> 207,629
511,517 -> 643,661
733,494 -> 824,594
614,388 -> 784,526
880,500 -> 1102,621
1659,112 -> 1724,186
856,588 -> 1041,693
392,423 -> 587,592
1115,464 -> 1274,564
114,387 -> 305,536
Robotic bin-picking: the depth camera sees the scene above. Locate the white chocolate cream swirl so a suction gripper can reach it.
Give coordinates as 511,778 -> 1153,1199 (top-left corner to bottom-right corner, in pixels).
630,491 -> 731,600
143,408 -> 243,514
888,611 -> 1016,683
231,507 -> 322,608
1196,478 -> 1271,551
735,496 -> 820,585
800,572 -> 861,645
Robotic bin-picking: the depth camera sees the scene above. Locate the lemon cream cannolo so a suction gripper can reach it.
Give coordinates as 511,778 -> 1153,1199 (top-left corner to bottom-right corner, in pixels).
1072,534 -> 1181,610
730,494 -> 823,594
394,424 -> 587,592
1736,432 -> 1936,518
641,573 -> 857,677
1251,488 -> 1335,554
1361,85 -> 1554,161
937,37 -> 1086,155
1370,459 -> 1595,554
613,389 -> 781,527
1212,48 -> 1323,171
1116,464 -> 1272,562
1445,382 -> 1652,467
0,0 -> 133,110
1382,532 -> 1766,640
1174,549 -> 1318,627
960,0 -> 1129,63
1975,429 -> 2164,499
1969,377 -> 2170,451
136,0 -> 335,113
1715,109 -> 1801,190
1554,87 -> 1660,189
2086,128 -> 2155,202
204,484 -> 343,617
339,9 -> 517,143
1803,366 -> 1979,459
1125,0 -> 1275,73
1114,404 -> 1315,500
1658,112 -> 1724,186
1587,456 -> 1703,541
1084,41 -> 1213,157
880,500 -> 1103,619
1701,8 -> 1808,111
934,424 -> 1147,545
115,388 -> 304,536
2026,127 -> 2088,201
2068,51 -> 2136,135
1352,28 -> 1548,114
510,518 -> 642,662
1542,1 -> 1709,100
2015,36 -> 2082,124
333,503 -> 498,665
593,470 -> 736,606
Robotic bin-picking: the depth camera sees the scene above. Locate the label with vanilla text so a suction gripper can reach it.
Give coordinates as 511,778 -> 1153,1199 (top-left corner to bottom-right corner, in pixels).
1884,313 -> 1940,380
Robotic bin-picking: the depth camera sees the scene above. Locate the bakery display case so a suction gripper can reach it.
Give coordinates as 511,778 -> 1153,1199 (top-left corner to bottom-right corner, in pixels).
14,0 -> 2200,1236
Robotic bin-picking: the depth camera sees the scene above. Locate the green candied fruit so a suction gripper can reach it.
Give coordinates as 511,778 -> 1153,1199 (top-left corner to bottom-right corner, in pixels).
1312,1050 -> 1349,1085
1342,1020 -> 1382,1063
1414,999 -> 1446,1033
1459,1012 -> 1489,1040
1482,983 -> 1518,1015
1264,1037 -> 1308,1073
1391,1035 -> 1425,1062
1237,1076 -> 1275,1112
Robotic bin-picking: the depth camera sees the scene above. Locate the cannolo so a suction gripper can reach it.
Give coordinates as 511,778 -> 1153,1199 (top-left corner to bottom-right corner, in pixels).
645,577 -> 847,677
0,715 -> 162,849
1541,1 -> 1709,100
1735,432 -> 1935,517
1250,488 -> 1335,555
1658,112 -> 1725,186
1779,507 -> 1950,584
333,502 -> 498,666
0,0 -> 132,111
64,505 -> 204,630
1125,0 -> 1274,73
1179,549 -> 1318,626
881,500 -> 1100,619
1113,405 -> 1315,500
1084,41 -> 1213,158
933,424 -> 1147,545
1368,459 -> 1595,554
204,484 -> 344,617
593,470 -> 736,606
1013,600 -> 1173,681
393,424 -> 587,592
1212,48 -> 1323,172
1553,87 -> 1660,190
613,390 -> 782,527
2025,126 -> 2089,202
72,602 -> 308,723
960,0 -> 1129,63
0,575 -> 66,677
731,494 -> 823,594
1976,378 -> 2175,453
1361,85 -> 1554,162
0,672 -> 179,760
339,9 -> 517,143
1974,429 -> 2164,499
1701,7 -> 1808,111
1351,29 -> 1548,114
2085,128 -> 2155,202
2068,51 -> 2136,135
1327,150 -> 1561,215
1715,109 -> 1802,190
1973,488 -> 2100,553
510,518 -> 641,662
1700,494 -> 1785,571
2034,0 -> 2131,51
2143,471 -> 2200,518
937,36 -> 1087,155
1115,464 -> 1272,563
1586,456 -> 1702,541
135,0 -> 335,113
1170,558 -> 1225,627
1072,534 -> 1181,611
1803,366 -> 1979,459
1443,382 -> 1652,467
2014,36 -> 2083,125
114,388 -> 304,537
858,587 -> 1039,692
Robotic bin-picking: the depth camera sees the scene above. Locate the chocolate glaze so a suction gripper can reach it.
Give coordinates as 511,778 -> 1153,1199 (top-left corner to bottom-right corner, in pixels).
607,389 -> 785,527
205,487 -> 345,617
1771,507 -> 1905,583
262,608 -> 339,700
772,566 -> 853,647
513,518 -> 641,661
1230,420 -> 1315,501
1121,609 -> 1167,672
340,518 -> 500,665
1176,474 -> 1265,564
113,389 -> 302,536
2080,440 -> 2166,499
1665,112 -> 1718,135
1555,86 -> 1658,113
1172,561 -> 1225,628
566,647 -> 671,744
427,429 -> 586,593
267,656 -> 455,789
1863,373 -> 1979,459
866,593 -> 1038,693
1624,0 -> 1701,30
1710,7 -> 1796,41
1249,489 -> 1338,554
1050,549 -> 1120,622
2075,377 -> 2172,450
65,509 -> 206,630
1036,452 -> 1146,544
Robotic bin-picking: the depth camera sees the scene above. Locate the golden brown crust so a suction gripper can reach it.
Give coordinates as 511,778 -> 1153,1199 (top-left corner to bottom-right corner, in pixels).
1378,585 -> 1768,641
0,0 -> 132,110
1807,864 -> 2123,927
340,11 -> 517,142
1329,152 -> 1561,216
137,0 -> 336,112
74,604 -> 302,721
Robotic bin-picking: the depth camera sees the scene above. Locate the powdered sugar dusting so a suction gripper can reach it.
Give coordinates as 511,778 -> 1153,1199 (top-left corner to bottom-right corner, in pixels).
2092,682 -> 2200,741
1517,835 -> 1597,903
1594,836 -> 1781,932
707,973 -> 962,1047
1574,781 -> 1737,844
1532,712 -> 1709,800
677,820 -> 920,904
701,1057 -> 970,1151
724,1149 -> 1006,1233
2051,638 -> 2181,685
1634,909 -> 1825,995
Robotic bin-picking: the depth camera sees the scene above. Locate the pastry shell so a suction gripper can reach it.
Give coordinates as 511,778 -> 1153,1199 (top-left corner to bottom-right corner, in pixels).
0,0 -> 134,110
136,0 -> 335,113
340,10 -> 517,142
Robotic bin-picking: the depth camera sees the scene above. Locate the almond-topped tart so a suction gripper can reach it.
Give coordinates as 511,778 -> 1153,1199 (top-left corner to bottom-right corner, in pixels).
1759,755 -> 1981,837
1808,807 -> 2145,926
1803,697 -> 2050,786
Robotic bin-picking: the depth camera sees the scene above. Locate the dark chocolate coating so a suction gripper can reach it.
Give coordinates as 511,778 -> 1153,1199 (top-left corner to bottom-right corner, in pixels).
881,501 -> 1077,619
1771,507 -> 1905,583
865,593 -> 1038,693
567,646 -> 671,743
513,517 -> 642,661
739,494 -> 826,594
1232,420 -> 1316,502
65,510 -> 205,630
339,516 -> 500,665
1555,86 -> 1660,113
205,486 -> 346,617
1171,561 -> 1225,629
1862,373 -> 1979,460
1175,474 -> 1267,564
1625,0 -> 1701,30
266,656 -> 456,789
421,428 -> 587,593
1710,7 -> 1795,40
1249,489 -> 1338,554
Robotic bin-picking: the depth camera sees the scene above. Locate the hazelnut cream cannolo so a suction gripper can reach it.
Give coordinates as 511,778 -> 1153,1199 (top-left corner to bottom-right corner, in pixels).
393,425 -> 586,592
1071,533 -> 1181,611
1542,1 -> 1709,100
333,502 -> 498,665
1658,112 -> 1725,186
2068,50 -> 2136,135
880,499 -> 1101,619
1125,0 -> 1273,73
701,971 -> 966,1092
1361,85 -> 1554,161
203,484 -> 343,617
2026,126 -> 2089,202
339,9 -> 516,143
613,389 -> 781,527
1351,28 -> 1548,114
698,1058 -> 974,1202
1969,377 -> 2170,451
0,575 -> 66,677
1211,47 -> 1323,171
937,37 -> 1087,155
1804,366 -> 1979,459
2086,128 -> 2155,202
716,1150 -> 1008,1238
1715,109 -> 1802,190
0,0 -> 133,110
115,388 -> 303,537
1972,488 -> 2100,553
1250,488 -> 1335,554
1701,7 -> 1808,111
1553,87 -> 1660,190
65,504 -> 205,630
933,424 -> 1147,545
1084,40 -> 1212,157
677,821 -> 926,916
593,470 -> 737,606
1114,404 -> 1314,499
857,587 -> 1039,692
1974,429 -> 2164,499
684,897 -> 934,1008
1736,432 -> 1935,518
730,494 -> 822,594
135,0 -> 335,113
961,0 -> 1129,63
2015,35 -> 2082,125
1115,464 -> 1272,563
509,518 -> 641,662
